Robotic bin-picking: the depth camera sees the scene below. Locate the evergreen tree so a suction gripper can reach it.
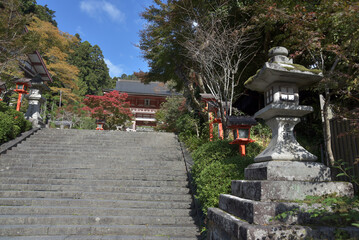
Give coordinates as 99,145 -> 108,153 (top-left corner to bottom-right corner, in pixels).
69,39 -> 111,95
19,0 -> 57,27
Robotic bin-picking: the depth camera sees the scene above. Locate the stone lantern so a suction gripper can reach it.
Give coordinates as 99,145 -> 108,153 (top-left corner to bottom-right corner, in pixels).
206,47 -> 357,239
25,75 -> 50,128
14,78 -> 31,111
0,81 -> 6,101
245,46 -> 322,163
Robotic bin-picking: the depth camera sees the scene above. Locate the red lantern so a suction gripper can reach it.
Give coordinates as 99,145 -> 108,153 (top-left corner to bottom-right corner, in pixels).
96,120 -> 105,130
228,116 -> 257,156
13,78 -> 31,111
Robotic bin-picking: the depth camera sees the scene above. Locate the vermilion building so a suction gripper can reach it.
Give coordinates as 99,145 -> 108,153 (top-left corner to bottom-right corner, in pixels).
112,79 -> 177,130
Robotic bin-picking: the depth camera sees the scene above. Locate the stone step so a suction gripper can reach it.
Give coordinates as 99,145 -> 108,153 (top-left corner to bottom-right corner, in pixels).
0,198 -> 192,209
0,177 -> 188,188
0,161 -> 186,170
18,140 -> 179,147
5,150 -> 183,157
0,129 -> 198,238
0,183 -> 190,195
0,215 -> 196,226
0,206 -> 194,217
0,224 -> 199,237
0,172 -> 187,181
3,152 -> 183,161
0,166 -> 186,175
0,191 -> 192,202
14,144 -> 181,150
20,136 -> 178,142
0,236 -> 197,240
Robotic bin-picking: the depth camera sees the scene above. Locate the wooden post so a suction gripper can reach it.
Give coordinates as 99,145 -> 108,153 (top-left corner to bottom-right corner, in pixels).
16,93 -> 22,111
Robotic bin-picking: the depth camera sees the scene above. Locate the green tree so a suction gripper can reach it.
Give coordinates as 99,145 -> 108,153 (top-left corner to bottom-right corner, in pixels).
139,0 -> 207,110
19,0 -> 57,26
155,96 -> 187,132
69,40 -> 111,95
0,0 -> 39,83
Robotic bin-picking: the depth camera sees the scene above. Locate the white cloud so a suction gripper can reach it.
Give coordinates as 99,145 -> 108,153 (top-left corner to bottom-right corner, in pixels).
80,1 -> 125,23
75,26 -> 85,37
104,58 -> 124,78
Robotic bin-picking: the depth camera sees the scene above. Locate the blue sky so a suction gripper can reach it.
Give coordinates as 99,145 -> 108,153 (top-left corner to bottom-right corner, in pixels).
36,0 -> 153,78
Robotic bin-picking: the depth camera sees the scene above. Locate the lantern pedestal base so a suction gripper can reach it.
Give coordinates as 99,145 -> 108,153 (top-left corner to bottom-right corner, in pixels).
207,161 -> 356,240
254,117 -> 317,162
244,161 -> 331,181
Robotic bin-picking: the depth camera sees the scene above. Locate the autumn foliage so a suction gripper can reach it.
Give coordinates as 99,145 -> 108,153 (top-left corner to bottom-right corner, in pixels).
82,91 -> 132,129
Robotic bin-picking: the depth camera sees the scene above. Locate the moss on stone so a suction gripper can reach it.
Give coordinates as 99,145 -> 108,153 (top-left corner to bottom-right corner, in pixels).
282,64 -> 322,74
244,69 -> 261,86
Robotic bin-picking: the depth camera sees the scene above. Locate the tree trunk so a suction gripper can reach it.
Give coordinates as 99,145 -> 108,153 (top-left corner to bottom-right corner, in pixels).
321,94 -> 335,166
175,66 -> 202,111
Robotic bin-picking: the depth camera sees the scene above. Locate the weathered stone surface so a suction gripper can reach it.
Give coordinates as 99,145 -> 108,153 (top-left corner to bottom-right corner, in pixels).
254,103 -> 313,120
244,161 -> 331,181
218,194 -> 304,225
253,117 -> 317,162
207,207 -> 359,240
244,47 -> 322,93
232,180 -> 353,202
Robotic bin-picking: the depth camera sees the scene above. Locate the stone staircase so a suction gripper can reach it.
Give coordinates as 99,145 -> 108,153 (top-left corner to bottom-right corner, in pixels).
0,129 -> 200,239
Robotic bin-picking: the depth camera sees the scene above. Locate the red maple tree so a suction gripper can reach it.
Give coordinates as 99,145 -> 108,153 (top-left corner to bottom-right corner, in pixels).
82,90 -> 132,129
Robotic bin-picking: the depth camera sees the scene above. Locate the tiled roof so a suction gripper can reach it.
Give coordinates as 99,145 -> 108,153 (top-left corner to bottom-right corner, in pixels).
113,80 -> 177,96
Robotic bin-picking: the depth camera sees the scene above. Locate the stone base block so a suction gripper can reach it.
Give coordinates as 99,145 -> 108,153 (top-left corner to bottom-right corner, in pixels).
207,207 -> 359,240
218,194 -> 315,225
245,161 -> 331,181
232,180 -> 353,202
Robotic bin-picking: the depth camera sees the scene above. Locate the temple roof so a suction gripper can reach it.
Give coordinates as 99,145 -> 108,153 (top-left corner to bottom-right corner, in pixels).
112,80 -> 178,96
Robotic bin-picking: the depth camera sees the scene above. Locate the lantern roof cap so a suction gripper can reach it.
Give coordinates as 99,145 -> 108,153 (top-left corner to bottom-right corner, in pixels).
13,78 -> 32,87
227,115 -> 257,127
245,47 -> 323,92
200,93 -> 217,102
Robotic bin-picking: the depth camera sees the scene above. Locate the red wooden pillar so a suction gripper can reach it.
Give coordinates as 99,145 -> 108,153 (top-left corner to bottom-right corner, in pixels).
209,112 -> 214,141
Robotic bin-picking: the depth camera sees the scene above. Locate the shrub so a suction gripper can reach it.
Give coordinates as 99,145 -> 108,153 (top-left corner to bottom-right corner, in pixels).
0,112 -> 15,143
195,155 -> 254,214
191,140 -> 238,179
0,102 -> 32,144
190,140 -> 264,214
